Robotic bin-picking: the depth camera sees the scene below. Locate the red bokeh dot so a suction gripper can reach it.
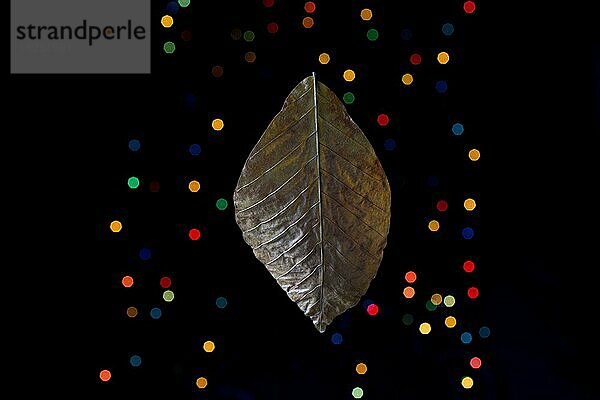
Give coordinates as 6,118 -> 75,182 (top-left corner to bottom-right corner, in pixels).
463,260 -> 475,273
470,356 -> 482,369
263,0 -> 275,7
410,53 -> 422,65
405,271 -> 417,283
436,199 -> 448,212
99,369 -> 111,382
467,287 -> 479,299
189,228 -> 201,241
464,1 -> 476,13
366,303 -> 379,316
377,114 -> 390,126
149,181 -> 160,192
267,22 -> 279,34
122,276 -> 134,288
304,1 -> 316,13
160,276 -> 172,289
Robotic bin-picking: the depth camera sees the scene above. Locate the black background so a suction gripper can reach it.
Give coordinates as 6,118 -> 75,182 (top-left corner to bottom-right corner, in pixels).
6,1 -> 598,399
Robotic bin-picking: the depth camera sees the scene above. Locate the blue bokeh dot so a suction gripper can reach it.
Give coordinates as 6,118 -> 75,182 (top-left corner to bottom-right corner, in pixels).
400,28 -> 412,41
331,333 -> 343,345
150,307 -> 162,319
216,296 -> 228,309
452,122 -> 464,136
461,332 -> 473,344
479,326 -> 491,338
435,80 -> 448,93
462,227 -> 475,240
442,22 -> 455,36
166,1 -> 179,14
384,138 -> 396,151
189,143 -> 202,156
139,248 -> 152,261
184,93 -> 197,108
426,176 -> 439,188
128,139 -> 141,152
130,355 -> 142,367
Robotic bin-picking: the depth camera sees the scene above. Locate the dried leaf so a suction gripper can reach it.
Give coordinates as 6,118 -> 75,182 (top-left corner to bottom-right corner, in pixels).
233,74 -> 391,332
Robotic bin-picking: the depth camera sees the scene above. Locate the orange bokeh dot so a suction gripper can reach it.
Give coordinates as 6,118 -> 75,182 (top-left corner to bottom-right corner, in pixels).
302,16 -> 314,28
99,369 -> 111,382
122,275 -> 134,288
403,286 -> 415,298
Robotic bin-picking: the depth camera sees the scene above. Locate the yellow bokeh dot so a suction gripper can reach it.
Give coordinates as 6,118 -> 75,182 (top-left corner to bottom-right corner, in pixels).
464,198 -> 477,211
161,15 -> 174,28
356,363 -> 367,374
343,69 -> 356,82
212,118 -> 224,131
437,51 -> 450,64
188,180 -> 201,192
110,220 -> 122,233
428,220 -> 440,232
461,376 -> 474,389
419,322 -> 432,334
319,53 -> 331,65
196,377 -> 208,389
431,293 -> 442,306
360,9 -> 373,21
203,340 -> 215,353
445,316 -> 457,328
402,73 -> 414,85
469,148 -> 481,161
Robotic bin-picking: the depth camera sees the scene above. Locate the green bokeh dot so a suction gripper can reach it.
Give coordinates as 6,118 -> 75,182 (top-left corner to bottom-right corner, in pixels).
178,0 -> 190,7
216,198 -> 229,211
425,300 -> 437,311
352,387 -> 364,399
163,290 -> 175,302
367,28 -> 379,41
243,30 -> 255,42
163,41 -> 176,54
128,176 -> 140,189
342,92 -> 355,104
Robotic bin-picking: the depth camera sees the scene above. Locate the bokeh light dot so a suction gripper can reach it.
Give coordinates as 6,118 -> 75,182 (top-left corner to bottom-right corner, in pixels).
160,277 -> 172,289
428,219 -> 440,232
203,340 -> 215,353
343,69 -> 356,82
352,387 -> 364,399
405,271 -> 417,283
163,290 -> 175,302
304,2 -> 316,13
189,228 -> 201,241
126,306 -> 138,318
122,275 -> 134,288
263,0 -> 274,7
444,295 -> 456,307
360,8 -> 373,21
384,138 -> 396,151
462,376 -> 474,389
402,313 -> 414,325
128,139 -> 141,151
110,220 -> 123,233
356,363 -> 367,374
302,17 -> 314,29
163,41 -> 175,54
464,1 -> 476,14
331,333 -> 343,344
431,293 -> 442,305
366,303 -> 379,316
150,307 -> 162,319
318,53 -> 330,64
425,300 -> 437,311
400,28 -> 412,40
230,28 -> 242,40
403,286 -> 415,299
463,260 -> 475,272
216,296 -> 228,308
461,332 -> 473,344
243,30 -> 255,42
469,148 -> 481,161
178,0 -> 190,7
435,80 -> 448,93
267,22 -> 279,34
342,92 -> 355,104
410,53 -> 422,65
437,51 -> 450,64
216,198 -> 229,210
470,357 -> 482,369
189,143 -> 201,156
402,73 -> 414,85
167,1 -> 179,14
189,180 -> 201,192
467,287 -> 479,299
211,65 -> 223,77
139,248 -> 151,260
479,326 -> 491,338
377,114 -> 390,126
99,369 -> 111,382
445,316 -> 457,328
462,227 -> 474,239
161,15 -> 174,28
245,51 -> 256,63
464,198 -> 477,211
128,176 -> 140,189
196,377 -> 208,389
367,28 -> 379,41
452,122 -> 464,135
130,355 -> 142,367
436,200 -> 448,212
212,118 -> 224,131
442,22 -> 455,36
419,322 -> 432,334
